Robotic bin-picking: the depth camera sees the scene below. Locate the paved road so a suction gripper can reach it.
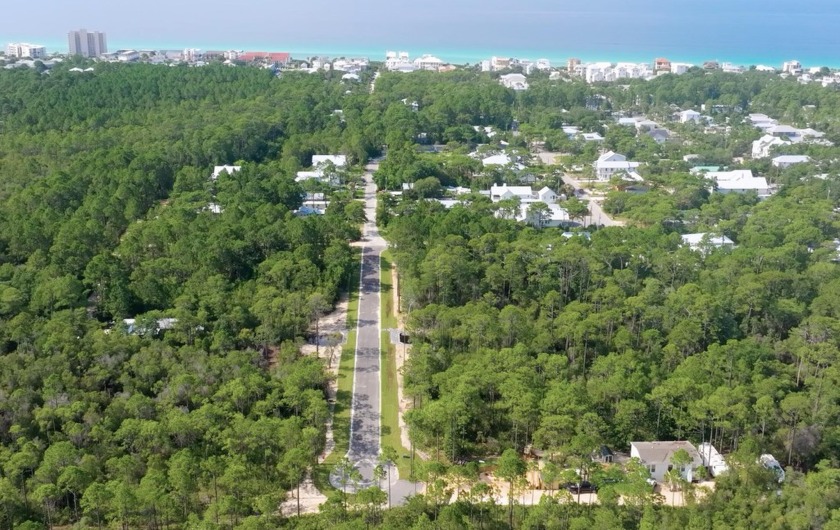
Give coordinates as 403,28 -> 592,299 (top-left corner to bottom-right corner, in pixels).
561,173 -> 625,227
330,164 -> 417,505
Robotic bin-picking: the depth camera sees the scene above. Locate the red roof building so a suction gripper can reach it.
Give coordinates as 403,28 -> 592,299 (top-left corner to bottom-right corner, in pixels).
238,51 -> 291,65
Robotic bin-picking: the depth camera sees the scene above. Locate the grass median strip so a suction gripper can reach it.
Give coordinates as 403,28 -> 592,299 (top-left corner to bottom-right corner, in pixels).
380,251 -> 413,479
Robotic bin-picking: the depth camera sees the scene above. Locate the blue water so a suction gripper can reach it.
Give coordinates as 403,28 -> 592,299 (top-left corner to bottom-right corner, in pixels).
8,0 -> 840,67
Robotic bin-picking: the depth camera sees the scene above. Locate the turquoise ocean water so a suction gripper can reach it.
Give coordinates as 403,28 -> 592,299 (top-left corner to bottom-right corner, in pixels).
15,1 -> 840,68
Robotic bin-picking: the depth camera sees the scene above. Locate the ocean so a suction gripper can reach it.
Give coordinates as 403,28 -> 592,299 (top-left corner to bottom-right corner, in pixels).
9,0 -> 840,68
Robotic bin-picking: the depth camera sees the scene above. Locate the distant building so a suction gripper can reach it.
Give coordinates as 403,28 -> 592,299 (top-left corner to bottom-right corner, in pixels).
679,110 -> 701,123
567,57 -> 581,72
772,155 -> 811,168
595,151 -> 640,181
670,62 -> 693,74
681,233 -> 734,252
752,134 -> 790,158
705,169 -> 771,198
6,43 -> 47,59
68,29 -> 107,57
499,73 -> 528,90
654,57 -> 671,72
211,165 -> 241,180
385,51 -> 415,72
237,51 -> 290,66
413,54 -> 444,71
782,60 -> 802,75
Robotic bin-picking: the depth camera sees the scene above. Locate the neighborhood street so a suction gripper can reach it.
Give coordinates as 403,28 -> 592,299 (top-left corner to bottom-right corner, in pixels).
331,164 -> 415,504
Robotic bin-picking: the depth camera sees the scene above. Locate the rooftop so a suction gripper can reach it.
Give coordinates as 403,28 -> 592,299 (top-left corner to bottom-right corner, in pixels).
631,441 -> 701,463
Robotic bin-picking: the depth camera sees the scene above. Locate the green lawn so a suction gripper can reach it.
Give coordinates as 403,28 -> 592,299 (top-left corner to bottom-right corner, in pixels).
380,251 -> 414,480
313,247 -> 361,493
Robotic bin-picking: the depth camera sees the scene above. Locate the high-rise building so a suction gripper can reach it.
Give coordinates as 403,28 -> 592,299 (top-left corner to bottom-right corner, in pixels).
68,29 -> 107,57
6,43 -> 47,58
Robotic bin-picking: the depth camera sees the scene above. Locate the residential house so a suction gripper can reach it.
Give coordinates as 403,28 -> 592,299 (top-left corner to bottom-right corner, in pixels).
630,441 -> 704,483
782,60 -> 802,75
752,134 -> 790,158
698,443 -> 729,477
562,125 -> 580,138
385,51 -> 415,72
671,62 -> 693,74
413,54 -> 444,71
489,184 -> 535,202
648,128 -> 671,144
681,233 -> 735,252
705,169 -> 772,198
482,153 -> 525,170
772,155 -> 811,168
295,155 -> 347,184
679,109 -> 702,123
312,155 -> 347,168
768,125 -> 800,139
237,52 -> 290,67
500,73 -> 529,90
655,57 -> 671,72
581,132 -> 604,142
595,151 -> 640,181
211,165 -> 241,180
122,317 -> 177,336
721,62 -> 744,73
488,184 -> 570,227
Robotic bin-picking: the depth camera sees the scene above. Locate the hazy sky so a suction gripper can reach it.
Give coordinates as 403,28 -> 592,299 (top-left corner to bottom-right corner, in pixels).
2,0 -> 840,64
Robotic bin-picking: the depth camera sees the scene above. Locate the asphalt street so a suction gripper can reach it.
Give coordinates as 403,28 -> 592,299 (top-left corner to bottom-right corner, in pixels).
330,165 -> 416,504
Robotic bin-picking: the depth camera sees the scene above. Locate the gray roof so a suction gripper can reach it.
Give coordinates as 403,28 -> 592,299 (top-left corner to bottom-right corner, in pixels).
631,441 -> 701,463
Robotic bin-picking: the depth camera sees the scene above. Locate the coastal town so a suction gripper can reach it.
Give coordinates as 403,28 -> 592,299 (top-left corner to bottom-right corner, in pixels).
4,30 -> 838,88
3,18 -> 840,530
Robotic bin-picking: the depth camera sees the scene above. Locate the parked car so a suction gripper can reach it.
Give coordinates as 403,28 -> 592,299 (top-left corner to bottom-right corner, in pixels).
565,481 -> 598,494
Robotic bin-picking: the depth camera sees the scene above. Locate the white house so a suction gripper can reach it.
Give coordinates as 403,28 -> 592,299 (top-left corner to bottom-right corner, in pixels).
782,60 -> 802,75
384,51 -> 415,72
679,109 -> 702,123
772,155 -> 811,168
681,233 -> 734,252
500,73 -> 528,90
312,155 -> 347,168
518,202 -> 570,227
671,62 -> 693,74
211,165 -> 241,180
698,443 -> 729,477
630,441 -> 704,483
295,155 -> 347,185
595,151 -> 640,181
482,153 -> 526,171
705,169 -> 771,198
581,132 -> 604,142
752,134 -> 790,158
490,184 -> 535,202
122,317 -> 178,335
413,54 -> 444,71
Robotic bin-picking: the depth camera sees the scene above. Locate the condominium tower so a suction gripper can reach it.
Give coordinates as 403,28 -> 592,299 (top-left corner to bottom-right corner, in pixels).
68,29 -> 107,57
6,43 -> 47,58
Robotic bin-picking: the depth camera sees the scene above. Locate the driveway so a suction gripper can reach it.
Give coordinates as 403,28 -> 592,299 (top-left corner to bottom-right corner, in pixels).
561,173 -> 624,227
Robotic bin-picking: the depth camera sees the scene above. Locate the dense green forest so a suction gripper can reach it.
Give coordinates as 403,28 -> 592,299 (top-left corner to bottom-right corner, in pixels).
2,62 -> 840,529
